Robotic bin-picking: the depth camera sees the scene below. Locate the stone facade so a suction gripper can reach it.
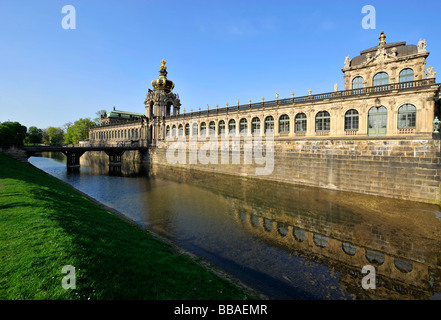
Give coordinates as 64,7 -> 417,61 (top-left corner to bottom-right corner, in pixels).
89,119 -> 149,147
150,138 -> 441,204
88,32 -> 441,204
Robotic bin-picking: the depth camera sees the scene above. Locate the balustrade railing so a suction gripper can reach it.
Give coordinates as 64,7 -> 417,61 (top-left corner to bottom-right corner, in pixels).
168,79 -> 437,121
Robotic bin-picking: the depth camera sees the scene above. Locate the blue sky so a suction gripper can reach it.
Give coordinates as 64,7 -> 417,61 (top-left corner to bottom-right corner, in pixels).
0,0 -> 440,129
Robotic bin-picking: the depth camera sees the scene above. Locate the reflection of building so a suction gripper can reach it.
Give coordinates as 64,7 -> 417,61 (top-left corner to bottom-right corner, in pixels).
151,165 -> 441,300
233,205 -> 439,300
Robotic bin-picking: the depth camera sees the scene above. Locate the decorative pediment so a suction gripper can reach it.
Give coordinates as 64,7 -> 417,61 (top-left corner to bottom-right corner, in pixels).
364,45 -> 398,67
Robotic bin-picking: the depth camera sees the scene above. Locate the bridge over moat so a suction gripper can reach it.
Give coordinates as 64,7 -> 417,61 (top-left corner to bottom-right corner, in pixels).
23,145 -> 148,169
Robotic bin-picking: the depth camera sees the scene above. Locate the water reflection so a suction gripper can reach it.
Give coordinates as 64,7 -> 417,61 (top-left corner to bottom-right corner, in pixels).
29,154 -> 441,300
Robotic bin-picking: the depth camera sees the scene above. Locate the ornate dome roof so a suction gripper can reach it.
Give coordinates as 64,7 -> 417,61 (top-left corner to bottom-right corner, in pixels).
151,59 -> 175,92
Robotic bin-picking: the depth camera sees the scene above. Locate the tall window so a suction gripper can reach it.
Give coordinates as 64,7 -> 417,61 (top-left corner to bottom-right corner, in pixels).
345,109 -> 359,130
315,111 -> 330,131
185,124 -> 190,136
192,123 -> 198,136
279,115 -> 290,133
251,117 -> 261,134
218,120 -> 226,135
264,116 -> 274,133
373,72 -> 389,86
209,121 -> 215,135
239,118 -> 248,134
228,119 -> 236,135
398,104 -> 416,128
368,106 -> 388,136
178,124 -> 183,136
352,76 -> 364,89
200,122 -> 206,136
399,68 -> 414,83
295,113 -> 307,132
172,125 -> 176,136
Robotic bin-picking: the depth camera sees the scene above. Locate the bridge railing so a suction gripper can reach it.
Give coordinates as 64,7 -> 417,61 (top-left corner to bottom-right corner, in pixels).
167,78 -> 438,121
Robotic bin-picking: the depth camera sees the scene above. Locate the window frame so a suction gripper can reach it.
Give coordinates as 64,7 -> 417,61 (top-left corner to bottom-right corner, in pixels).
397,104 -> 416,129
315,111 -> 331,132
344,109 -> 359,131
279,114 -> 290,133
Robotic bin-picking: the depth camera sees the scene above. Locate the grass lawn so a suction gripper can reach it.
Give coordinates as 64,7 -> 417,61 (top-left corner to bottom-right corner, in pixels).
0,153 -> 258,300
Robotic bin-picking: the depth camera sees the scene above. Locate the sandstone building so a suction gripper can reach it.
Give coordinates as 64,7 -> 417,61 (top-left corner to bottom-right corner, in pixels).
89,32 -> 441,204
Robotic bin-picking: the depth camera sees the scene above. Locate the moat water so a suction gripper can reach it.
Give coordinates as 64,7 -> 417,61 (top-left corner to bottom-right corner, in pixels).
29,154 -> 441,300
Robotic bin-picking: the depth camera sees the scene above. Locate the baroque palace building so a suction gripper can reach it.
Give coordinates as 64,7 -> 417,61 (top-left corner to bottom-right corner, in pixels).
90,31 -> 439,146
89,31 -> 441,204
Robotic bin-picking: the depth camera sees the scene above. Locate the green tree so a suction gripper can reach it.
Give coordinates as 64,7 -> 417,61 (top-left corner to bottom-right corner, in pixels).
0,125 -> 15,147
0,122 -> 27,147
46,127 -> 65,145
25,126 -> 43,144
94,109 -> 107,125
64,118 -> 95,144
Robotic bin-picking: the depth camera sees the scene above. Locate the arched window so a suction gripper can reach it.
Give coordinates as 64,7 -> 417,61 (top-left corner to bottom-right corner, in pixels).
345,109 -> 359,130
342,242 -> 357,256
239,118 -> 248,134
394,257 -> 413,273
166,126 -> 170,137
277,222 -> 288,237
252,117 -> 261,134
218,120 -> 226,135
228,119 -> 236,135
398,104 -> 416,128
263,218 -> 273,232
313,234 -> 329,248
264,116 -> 274,133
200,122 -> 206,136
250,215 -> 260,228
178,124 -> 183,136
131,129 -> 135,138
208,121 -> 215,135
352,76 -> 364,89
373,72 -> 389,87
185,124 -> 190,136
135,129 -> 138,139
399,68 -> 414,83
368,106 -> 388,136
293,228 -> 306,242
366,249 -> 385,265
124,130 -> 127,139
279,115 -> 290,133
172,125 -> 176,137
295,113 -> 307,132
192,123 -> 198,136
315,111 -> 330,131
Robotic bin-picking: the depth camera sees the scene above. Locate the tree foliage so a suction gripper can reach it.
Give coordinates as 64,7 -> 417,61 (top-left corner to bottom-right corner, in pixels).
25,126 -> 43,144
94,109 -> 107,125
45,127 -> 65,145
0,122 -> 27,147
64,118 -> 95,144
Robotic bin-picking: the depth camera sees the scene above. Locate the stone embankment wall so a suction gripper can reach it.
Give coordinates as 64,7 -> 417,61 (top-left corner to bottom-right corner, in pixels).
149,137 -> 441,205
0,147 -> 28,163
82,150 -> 149,164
